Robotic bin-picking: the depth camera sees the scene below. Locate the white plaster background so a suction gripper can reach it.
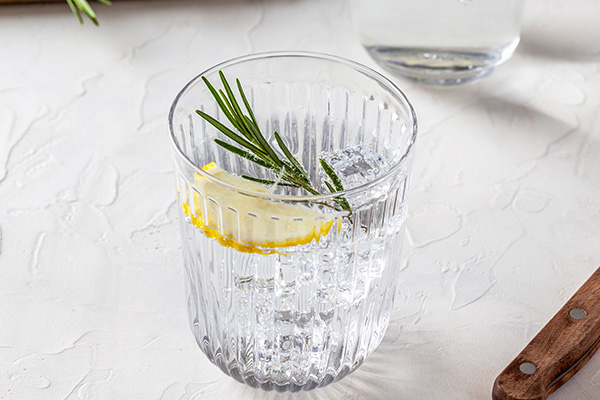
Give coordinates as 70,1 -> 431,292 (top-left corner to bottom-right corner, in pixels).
0,0 -> 599,399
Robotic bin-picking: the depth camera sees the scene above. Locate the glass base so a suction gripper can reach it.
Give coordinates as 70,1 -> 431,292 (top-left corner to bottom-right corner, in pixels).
197,333 -> 366,392
366,41 -> 519,86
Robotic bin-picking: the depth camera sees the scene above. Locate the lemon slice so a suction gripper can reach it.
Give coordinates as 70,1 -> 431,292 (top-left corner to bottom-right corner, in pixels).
182,162 -> 334,254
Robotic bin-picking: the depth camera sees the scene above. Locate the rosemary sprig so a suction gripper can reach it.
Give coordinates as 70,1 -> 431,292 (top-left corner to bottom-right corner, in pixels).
195,71 -> 352,215
67,0 -> 112,25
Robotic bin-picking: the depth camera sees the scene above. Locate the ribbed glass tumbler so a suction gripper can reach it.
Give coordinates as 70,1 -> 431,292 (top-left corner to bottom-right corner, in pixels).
168,52 -> 417,391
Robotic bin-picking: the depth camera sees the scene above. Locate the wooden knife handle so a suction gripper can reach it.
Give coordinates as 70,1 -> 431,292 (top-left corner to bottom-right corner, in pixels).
492,267 -> 600,400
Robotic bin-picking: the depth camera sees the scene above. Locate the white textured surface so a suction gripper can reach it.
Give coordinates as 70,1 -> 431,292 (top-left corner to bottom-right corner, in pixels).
1,0 -> 599,398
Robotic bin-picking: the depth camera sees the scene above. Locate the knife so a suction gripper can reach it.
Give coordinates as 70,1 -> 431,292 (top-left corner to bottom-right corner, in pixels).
492,267 -> 600,400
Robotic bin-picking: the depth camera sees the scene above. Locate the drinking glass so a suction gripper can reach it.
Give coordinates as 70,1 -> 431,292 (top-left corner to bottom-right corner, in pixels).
168,52 -> 417,391
350,0 -> 525,85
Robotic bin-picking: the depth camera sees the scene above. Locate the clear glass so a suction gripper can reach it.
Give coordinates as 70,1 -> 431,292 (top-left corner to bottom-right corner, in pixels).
350,0 -> 525,85
168,52 -> 417,391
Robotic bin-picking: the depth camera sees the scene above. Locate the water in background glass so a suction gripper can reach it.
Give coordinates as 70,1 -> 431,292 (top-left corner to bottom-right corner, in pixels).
350,0 -> 524,85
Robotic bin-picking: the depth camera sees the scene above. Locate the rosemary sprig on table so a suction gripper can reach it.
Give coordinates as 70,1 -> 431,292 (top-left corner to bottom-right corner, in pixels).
195,71 -> 352,215
67,0 -> 111,25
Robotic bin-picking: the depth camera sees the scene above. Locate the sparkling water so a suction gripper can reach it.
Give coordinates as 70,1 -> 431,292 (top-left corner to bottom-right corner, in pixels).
179,146 -> 408,391
350,0 -> 524,84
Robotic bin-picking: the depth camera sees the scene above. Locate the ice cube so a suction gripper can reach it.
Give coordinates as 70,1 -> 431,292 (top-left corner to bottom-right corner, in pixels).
321,144 -> 386,190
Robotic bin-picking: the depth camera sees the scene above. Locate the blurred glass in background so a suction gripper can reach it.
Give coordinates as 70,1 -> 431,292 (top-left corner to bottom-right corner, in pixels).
350,0 -> 525,85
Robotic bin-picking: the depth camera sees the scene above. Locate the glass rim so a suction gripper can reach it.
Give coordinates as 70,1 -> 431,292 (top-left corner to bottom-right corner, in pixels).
168,51 -> 418,202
